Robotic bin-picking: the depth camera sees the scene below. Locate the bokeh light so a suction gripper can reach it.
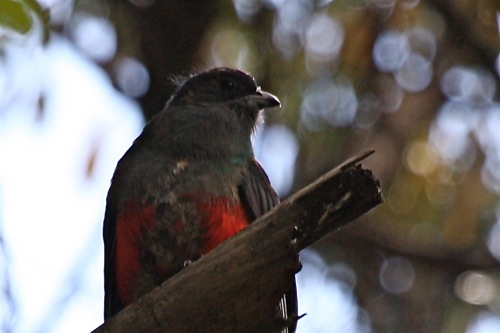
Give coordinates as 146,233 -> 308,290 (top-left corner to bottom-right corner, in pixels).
297,250 -> 370,333
395,53 -> 433,92
209,28 -> 258,73
300,76 -> 357,130
467,312 -> 500,333
429,101 -> 477,169
405,140 -> 439,176
379,256 -> 414,294
441,66 -> 496,104
113,57 -> 150,98
305,14 -> 344,64
487,219 -> 500,261
254,124 -> 299,196
272,0 -> 313,58
39,0 -> 73,25
373,30 -> 409,72
374,27 -> 435,92
455,271 -> 496,305
232,0 -> 262,22
66,13 -> 117,63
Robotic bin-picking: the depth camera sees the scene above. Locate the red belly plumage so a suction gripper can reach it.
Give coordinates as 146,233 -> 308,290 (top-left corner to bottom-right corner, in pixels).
197,197 -> 249,254
114,197 -> 249,306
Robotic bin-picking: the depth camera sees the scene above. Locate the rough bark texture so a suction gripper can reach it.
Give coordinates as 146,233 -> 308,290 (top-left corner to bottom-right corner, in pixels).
91,151 -> 383,333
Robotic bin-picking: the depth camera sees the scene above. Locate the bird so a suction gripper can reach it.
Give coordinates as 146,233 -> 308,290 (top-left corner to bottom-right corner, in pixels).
102,67 -> 297,332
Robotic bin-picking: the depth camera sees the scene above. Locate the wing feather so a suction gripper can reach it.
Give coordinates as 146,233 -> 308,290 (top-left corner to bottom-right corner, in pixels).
238,158 -> 298,333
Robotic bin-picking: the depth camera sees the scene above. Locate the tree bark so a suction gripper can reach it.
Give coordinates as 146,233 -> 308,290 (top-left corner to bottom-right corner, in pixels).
91,151 -> 383,333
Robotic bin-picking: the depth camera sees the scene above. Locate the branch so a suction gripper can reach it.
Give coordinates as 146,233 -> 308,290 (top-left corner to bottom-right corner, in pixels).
91,151 -> 383,333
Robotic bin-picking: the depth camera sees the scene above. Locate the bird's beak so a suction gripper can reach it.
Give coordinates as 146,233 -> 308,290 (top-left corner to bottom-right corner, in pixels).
251,87 -> 281,109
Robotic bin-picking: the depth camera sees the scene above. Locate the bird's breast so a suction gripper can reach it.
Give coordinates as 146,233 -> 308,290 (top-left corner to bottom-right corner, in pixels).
112,157 -> 251,306
189,195 -> 250,254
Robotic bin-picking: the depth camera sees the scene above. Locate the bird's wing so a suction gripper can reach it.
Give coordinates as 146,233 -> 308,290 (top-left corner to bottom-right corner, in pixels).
103,193 -> 122,320
102,147 -> 161,320
238,158 -> 298,333
238,157 -> 279,218
103,167 -> 188,319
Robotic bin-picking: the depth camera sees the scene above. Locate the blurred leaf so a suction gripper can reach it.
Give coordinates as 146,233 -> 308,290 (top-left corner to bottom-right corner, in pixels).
0,0 -> 33,34
0,0 -> 50,43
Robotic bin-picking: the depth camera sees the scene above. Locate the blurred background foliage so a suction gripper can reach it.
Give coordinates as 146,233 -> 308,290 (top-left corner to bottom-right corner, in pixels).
1,0 -> 500,332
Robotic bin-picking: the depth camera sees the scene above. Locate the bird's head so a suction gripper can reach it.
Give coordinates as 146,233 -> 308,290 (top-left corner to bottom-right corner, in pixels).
167,67 -> 280,129
137,68 -> 280,159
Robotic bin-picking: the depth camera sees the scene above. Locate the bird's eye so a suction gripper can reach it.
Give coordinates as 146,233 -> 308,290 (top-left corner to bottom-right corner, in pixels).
221,79 -> 236,91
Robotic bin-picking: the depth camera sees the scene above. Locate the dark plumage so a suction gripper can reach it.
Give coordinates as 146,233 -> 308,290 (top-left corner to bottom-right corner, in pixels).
103,67 -> 297,332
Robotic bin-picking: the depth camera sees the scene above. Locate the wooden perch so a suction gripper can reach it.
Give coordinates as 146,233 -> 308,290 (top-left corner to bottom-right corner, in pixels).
91,151 -> 383,333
